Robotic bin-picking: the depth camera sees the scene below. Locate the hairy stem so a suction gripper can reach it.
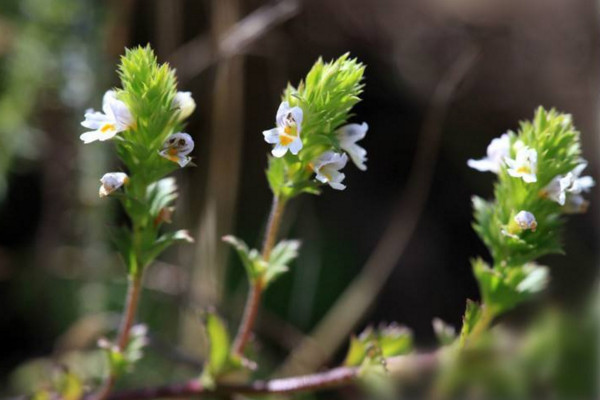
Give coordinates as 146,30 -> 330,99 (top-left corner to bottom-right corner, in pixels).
95,273 -> 144,400
231,195 -> 286,356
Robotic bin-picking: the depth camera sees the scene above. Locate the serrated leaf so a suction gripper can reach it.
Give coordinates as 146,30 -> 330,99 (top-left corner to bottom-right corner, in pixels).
265,239 -> 301,284
223,235 -> 265,281
472,258 -> 549,315
459,299 -> 482,347
344,323 -> 413,367
140,229 -> 193,268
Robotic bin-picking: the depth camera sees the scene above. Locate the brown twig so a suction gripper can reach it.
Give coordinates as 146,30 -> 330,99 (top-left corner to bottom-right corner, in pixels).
94,274 -> 144,400
167,0 -> 300,83
278,45 -> 481,376
101,353 -> 437,400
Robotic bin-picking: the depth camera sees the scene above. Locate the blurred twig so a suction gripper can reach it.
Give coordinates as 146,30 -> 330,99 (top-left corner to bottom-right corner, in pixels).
278,45 -> 481,376
168,0 -> 300,82
97,352 -> 437,400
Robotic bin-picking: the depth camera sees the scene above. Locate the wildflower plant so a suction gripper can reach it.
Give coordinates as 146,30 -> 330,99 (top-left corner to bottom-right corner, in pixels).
80,45 -> 195,398
463,107 -> 594,337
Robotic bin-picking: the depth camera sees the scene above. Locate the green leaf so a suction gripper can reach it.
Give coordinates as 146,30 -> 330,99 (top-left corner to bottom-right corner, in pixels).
205,312 -> 230,376
266,156 -> 286,197
472,259 -> 549,315
222,235 -> 266,281
265,239 -> 301,284
459,299 -> 482,347
344,323 -> 413,367
146,177 -> 178,219
140,229 -> 194,268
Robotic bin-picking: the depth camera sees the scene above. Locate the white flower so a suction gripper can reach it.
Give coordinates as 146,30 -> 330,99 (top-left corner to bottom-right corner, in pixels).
505,146 -> 537,183
314,151 -> 348,190
467,133 -> 510,174
542,161 -> 595,206
81,90 -> 134,143
263,101 -> 303,157
514,210 -> 537,232
173,91 -> 196,120
99,172 -> 129,197
337,122 -> 368,171
159,132 -> 194,167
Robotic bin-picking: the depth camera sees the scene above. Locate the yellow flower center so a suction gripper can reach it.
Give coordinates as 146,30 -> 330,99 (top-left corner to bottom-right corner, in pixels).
516,166 -> 530,174
100,123 -> 117,133
279,125 -> 297,146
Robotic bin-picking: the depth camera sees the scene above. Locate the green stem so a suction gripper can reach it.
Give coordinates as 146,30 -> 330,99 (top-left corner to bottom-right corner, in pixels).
231,195 -> 286,356
465,305 -> 495,347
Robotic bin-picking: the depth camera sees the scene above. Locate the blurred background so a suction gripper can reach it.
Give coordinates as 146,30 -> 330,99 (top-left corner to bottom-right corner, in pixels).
0,0 -> 598,397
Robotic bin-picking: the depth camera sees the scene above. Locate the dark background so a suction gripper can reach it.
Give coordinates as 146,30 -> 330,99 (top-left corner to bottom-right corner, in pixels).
0,0 -> 598,394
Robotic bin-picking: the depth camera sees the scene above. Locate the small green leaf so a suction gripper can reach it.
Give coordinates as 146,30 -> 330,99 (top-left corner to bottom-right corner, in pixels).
140,229 -> 193,268
459,299 -> 482,347
344,335 -> 367,367
266,156 -> 286,197
223,235 -> 266,281
146,177 -> 178,218
265,239 -> 301,284
472,259 -> 549,315
205,312 -> 230,376
344,323 -> 413,367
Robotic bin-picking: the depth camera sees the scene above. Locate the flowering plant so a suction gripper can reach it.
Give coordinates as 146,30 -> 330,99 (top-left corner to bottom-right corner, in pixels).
28,45 -> 594,400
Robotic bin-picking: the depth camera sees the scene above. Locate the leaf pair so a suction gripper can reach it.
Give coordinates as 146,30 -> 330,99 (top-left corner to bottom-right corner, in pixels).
223,235 -> 301,285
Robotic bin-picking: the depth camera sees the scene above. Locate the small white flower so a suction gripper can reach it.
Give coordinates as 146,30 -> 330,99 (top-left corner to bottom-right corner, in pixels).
314,151 -> 348,190
514,210 -> 537,232
159,132 -> 194,167
263,101 -> 303,157
81,90 -> 134,143
173,91 -> 196,121
337,122 -> 368,171
542,161 -> 595,206
99,172 -> 129,197
467,133 -> 510,174
505,146 -> 537,183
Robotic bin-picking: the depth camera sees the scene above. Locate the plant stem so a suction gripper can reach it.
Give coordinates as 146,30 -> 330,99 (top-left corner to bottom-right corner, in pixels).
231,195 -> 286,356
97,353 -> 437,400
94,273 -> 144,400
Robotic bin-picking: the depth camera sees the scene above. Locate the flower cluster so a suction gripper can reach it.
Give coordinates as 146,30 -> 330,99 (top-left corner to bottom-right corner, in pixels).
262,54 -> 367,196
81,87 -> 196,196
469,114 -> 594,249
262,102 -> 368,191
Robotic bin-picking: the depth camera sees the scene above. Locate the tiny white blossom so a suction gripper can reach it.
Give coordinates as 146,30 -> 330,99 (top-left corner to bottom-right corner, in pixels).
173,91 -> 196,121
467,133 -> 510,174
263,101 -> 303,157
514,210 -> 537,232
159,132 -> 194,167
542,161 -> 595,206
81,90 -> 134,143
99,172 -> 129,197
337,122 -> 368,171
314,151 -> 348,190
505,146 -> 537,183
